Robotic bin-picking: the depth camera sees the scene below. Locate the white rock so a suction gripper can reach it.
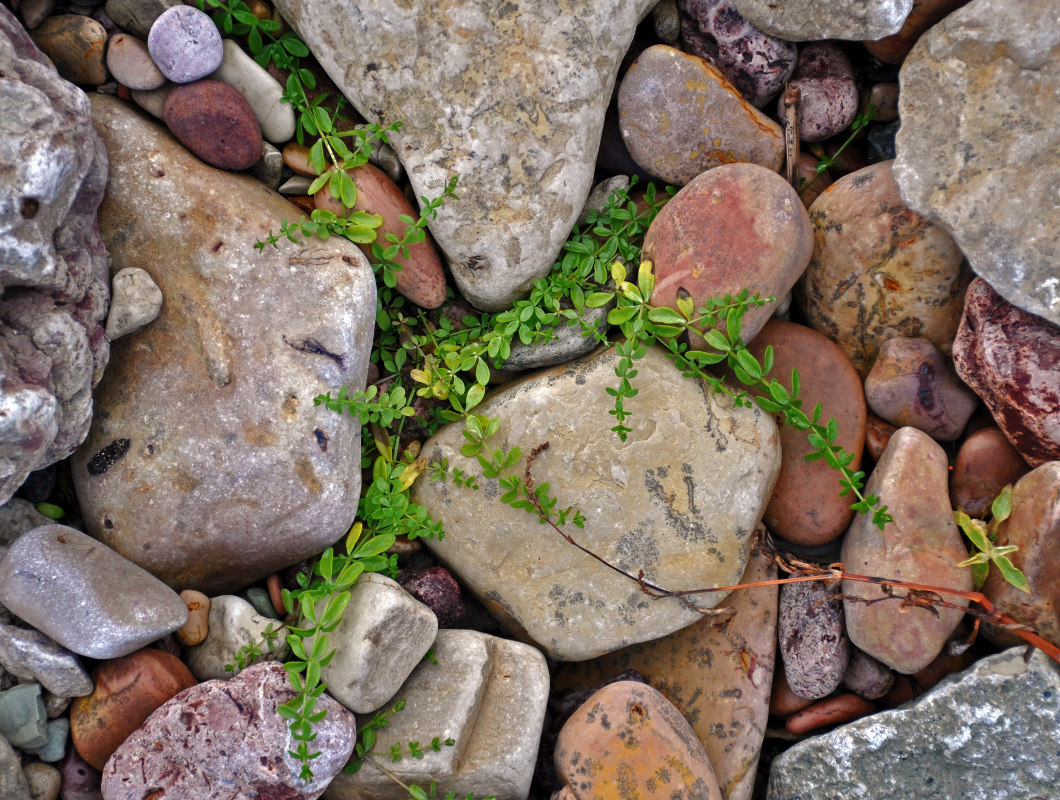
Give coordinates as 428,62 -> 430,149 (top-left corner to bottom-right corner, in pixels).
105,267 -> 163,340
184,595 -> 287,680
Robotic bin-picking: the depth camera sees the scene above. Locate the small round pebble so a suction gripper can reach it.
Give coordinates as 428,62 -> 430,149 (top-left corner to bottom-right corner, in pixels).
163,80 -> 263,171
147,5 -> 223,84
782,42 -> 858,142
840,649 -> 895,700
105,32 -> 165,91
785,693 -> 876,734
174,590 -> 210,647
23,761 -> 61,800
58,747 -> 103,800
398,566 -> 466,628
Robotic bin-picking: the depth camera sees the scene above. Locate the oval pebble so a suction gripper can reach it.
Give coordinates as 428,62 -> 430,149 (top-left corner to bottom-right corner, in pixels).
208,38 -> 294,143
147,5 -> 223,84
175,590 -> 210,647
23,761 -> 61,800
785,693 -> 876,734
840,649 -> 896,700
778,576 -> 850,700
163,79 -> 263,171
949,427 -> 1029,518
781,42 -> 858,142
105,32 -> 165,91
29,14 -> 108,86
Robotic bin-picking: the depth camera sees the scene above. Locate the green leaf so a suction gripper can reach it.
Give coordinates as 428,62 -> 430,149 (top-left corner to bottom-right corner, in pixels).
647,307 -> 685,326
607,306 -> 639,326
35,502 -> 64,519
990,485 -> 1013,524
955,510 -> 991,553
733,348 -> 762,381
281,35 -> 311,57
465,382 -> 486,412
352,533 -> 396,559
993,555 -> 1031,594
703,329 -> 731,352
971,560 -> 990,590
585,292 -> 614,308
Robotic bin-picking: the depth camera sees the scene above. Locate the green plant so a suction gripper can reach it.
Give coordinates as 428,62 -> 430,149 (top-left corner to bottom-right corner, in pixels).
225,621 -> 286,673
798,103 -> 877,197
955,485 -> 1030,593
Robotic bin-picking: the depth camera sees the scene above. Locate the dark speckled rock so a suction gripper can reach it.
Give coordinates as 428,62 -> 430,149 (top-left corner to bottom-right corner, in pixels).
779,576 -> 850,699
780,42 -> 858,142
398,566 -> 465,628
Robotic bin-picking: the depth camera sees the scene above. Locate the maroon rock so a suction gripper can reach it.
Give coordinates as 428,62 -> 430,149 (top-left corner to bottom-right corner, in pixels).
952,278 -> 1060,467
865,412 -> 898,461
778,575 -> 850,699
101,661 -> 356,800
781,42 -> 858,142
59,748 -> 103,800
784,693 -> 876,734
163,79 -> 263,170
398,566 -> 466,628
950,427 -> 1029,517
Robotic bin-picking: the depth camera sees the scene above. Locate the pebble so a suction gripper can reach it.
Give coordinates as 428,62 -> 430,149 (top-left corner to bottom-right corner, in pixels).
783,693 -> 877,734
163,79 -> 263,171
618,44 -> 784,185
864,411 -> 898,461
104,267 -> 163,340
868,82 -> 900,122
778,576 -> 850,699
794,151 -> 833,207
23,761 -> 61,800
729,0 -> 913,41
252,141 -> 283,188
28,14 -> 107,85
0,733 -> 31,800
500,301 -> 610,371
867,119 -> 900,163
104,0 -> 181,40
147,5 -> 222,84
781,42 -> 858,142
104,32 -> 165,90
58,748 -> 102,800
184,595 -> 287,680
865,0 -> 970,64
70,648 -> 197,771
840,649 -> 896,700
174,590 -> 210,646
949,427 -> 1029,518
19,0 -> 54,30
397,566 -> 465,628
23,716 -> 69,762
0,623 -> 93,698
129,82 -> 173,118
244,586 -> 280,620
266,573 -> 285,616
41,690 -> 70,719
208,38 -> 294,143
769,661 -> 814,717
0,682 -> 49,749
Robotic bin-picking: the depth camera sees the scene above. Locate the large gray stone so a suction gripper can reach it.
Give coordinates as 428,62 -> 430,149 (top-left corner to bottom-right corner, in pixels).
767,647 -> 1060,800
0,733 -> 31,800
730,0 -> 912,41
73,94 -> 376,594
412,345 -> 781,661
273,0 -> 656,311
0,623 -> 93,698
894,0 -> 1060,326
0,4 -> 110,506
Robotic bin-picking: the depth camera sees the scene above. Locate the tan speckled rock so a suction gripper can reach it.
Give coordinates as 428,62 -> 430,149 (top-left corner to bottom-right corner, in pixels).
731,0 -> 912,41
412,345 -> 781,661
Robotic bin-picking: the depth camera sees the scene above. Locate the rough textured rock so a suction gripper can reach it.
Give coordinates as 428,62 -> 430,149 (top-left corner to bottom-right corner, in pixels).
952,279 -> 1060,467
0,733 -> 31,800
59,748 -> 103,800
840,650 -> 895,700
104,267 -> 162,340
184,595 -> 287,680
274,0 -> 655,311
0,623 -> 93,698
778,577 -> 850,700
893,0 -> 1060,326
102,661 -> 355,800
146,5 -> 223,84
74,95 -> 375,594
326,629 -> 548,800
865,0 -> 970,64
781,42 -> 858,142
767,647 -> 1060,800
0,525 -> 187,659
730,0 -> 913,41
841,428 -> 972,673
0,4 -> 110,507
412,346 -> 781,661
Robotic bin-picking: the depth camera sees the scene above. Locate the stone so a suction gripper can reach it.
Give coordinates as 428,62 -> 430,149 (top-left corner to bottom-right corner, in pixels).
864,336 -> 978,442
779,577 -> 850,700
643,163 -> 813,343
864,412 -> 898,461
893,0 -> 1060,326
555,681 -> 723,800
0,499 -> 51,548
102,661 -> 355,800
42,690 -> 70,719
952,279 -> 1060,467
244,586 -> 280,620
0,734 -> 31,800
949,427 -> 1029,518
253,141 -> 284,189
104,267 -> 163,340
653,0 -> 682,42
129,82 -> 174,119
866,0 -> 974,64
780,42 -> 857,142
71,648 -> 196,771
23,716 -> 69,762
797,160 -> 970,376
104,32 -> 165,91
175,589 -> 210,646
75,95 -> 375,594
678,0 -> 796,107
793,151 -> 832,208
412,345 -> 781,661
184,595 -> 287,680
0,5 -> 110,507
0,682 -> 48,748
783,693 -> 876,735
730,0 -> 913,41
500,302 -> 610,371
866,119 -> 899,163
326,630 -> 548,800
0,526 -> 187,659
748,320 -> 866,546
840,650 -> 896,700
0,623 -> 93,698
147,5 -> 223,84
19,0 -> 55,30
397,566 -> 466,628
867,82 -> 899,122
28,15 -> 108,86
841,428 -> 972,673
163,79 -> 263,171
767,647 -> 1060,799
275,0 -> 656,311
553,548 -> 776,800
618,45 -> 784,185
59,748 -> 102,800
209,38 -> 295,144
104,0 -> 181,39
23,762 -> 61,800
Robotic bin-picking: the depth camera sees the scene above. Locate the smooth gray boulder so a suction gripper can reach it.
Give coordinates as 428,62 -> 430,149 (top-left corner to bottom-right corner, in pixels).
731,0 -> 912,41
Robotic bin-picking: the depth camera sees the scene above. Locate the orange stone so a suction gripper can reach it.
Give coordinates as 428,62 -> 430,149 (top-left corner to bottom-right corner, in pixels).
785,693 -> 876,734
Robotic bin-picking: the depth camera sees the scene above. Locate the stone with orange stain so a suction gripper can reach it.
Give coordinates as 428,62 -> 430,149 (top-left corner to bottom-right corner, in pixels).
29,14 -> 108,85
618,44 -> 783,185
555,680 -> 723,800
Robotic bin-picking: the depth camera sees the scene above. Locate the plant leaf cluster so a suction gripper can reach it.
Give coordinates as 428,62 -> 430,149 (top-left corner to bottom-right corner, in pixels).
955,486 -> 1030,592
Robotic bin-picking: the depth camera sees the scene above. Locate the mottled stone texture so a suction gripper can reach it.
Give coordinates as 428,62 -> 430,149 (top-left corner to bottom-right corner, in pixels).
894,0 -> 1060,326
778,577 -> 850,700
102,661 -> 356,800
731,0 -> 912,40
274,0 -> 655,311
412,346 -> 781,661
0,4 -> 110,506
74,95 -> 375,594
767,647 -> 1060,800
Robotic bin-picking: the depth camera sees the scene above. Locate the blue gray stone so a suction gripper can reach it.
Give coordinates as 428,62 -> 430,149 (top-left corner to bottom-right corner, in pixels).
0,682 -> 48,749
0,623 -> 93,698
23,716 -> 68,762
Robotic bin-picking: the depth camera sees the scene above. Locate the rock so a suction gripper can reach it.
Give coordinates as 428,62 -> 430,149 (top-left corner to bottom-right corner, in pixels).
501,302 -> 610,371
74,95 -> 374,594
0,624 -> 93,698
275,0 -> 656,311
102,661 -> 355,800
678,0 -> 796,107
643,163 -> 813,343
0,500 -> 51,548
209,38 -> 295,144
147,5 -> 223,84
768,647 -> 1060,799
952,279 -> 1060,467
327,629 -> 548,800
781,42 -> 857,142
129,82 -> 173,119
797,160 -> 970,376
163,79 -> 263,171
0,734 -> 31,800
893,0 -> 1060,326
70,648 -> 196,771
59,748 -> 102,800
104,267 -> 163,340
104,33 -> 165,91
748,320 -> 866,546
841,427 -> 972,673
779,576 -> 850,700
28,14 -> 108,86
981,463 -> 1060,650
19,0 -> 55,30
412,345 -> 781,661
866,119 -> 900,163
0,5 -> 110,507
949,427 -> 1029,518
0,526 -> 187,659
0,682 -> 48,748
397,566 -> 465,629
618,45 -> 784,185
555,681 -> 723,800
23,716 -> 68,762
867,81 -> 899,122
866,0 -> 974,64
653,0 -> 682,42
42,689 -> 70,719
184,595 -> 286,680
23,762 -> 61,800
840,649 -> 896,700
553,548 -> 777,800
864,412 -> 898,461
783,693 -> 876,735
244,586 -> 280,620
104,0 -> 181,40
175,589 -> 210,646
864,336 -> 977,442
253,141 -> 284,189
769,661 -> 814,716
730,0 -> 913,41
793,151 -> 832,207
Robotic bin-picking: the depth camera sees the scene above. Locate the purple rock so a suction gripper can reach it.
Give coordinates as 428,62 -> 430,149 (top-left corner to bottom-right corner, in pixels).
779,575 -> 851,700
398,566 -> 466,628
781,41 -> 858,142
59,748 -> 103,800
147,5 -> 222,83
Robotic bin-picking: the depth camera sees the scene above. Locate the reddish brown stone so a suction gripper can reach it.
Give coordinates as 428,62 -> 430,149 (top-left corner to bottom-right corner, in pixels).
865,412 -> 898,461
950,427 -> 1029,517
865,0 -> 971,64
163,79 -> 263,170
784,693 -> 875,734
769,660 -> 814,717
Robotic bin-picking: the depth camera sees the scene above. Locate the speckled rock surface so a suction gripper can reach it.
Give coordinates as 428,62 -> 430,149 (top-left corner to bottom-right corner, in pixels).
412,346 -> 781,661
274,0 -> 655,312
163,79 -> 263,171
781,42 -> 858,142
73,95 -> 374,594
894,0 -> 1060,326
779,577 -> 850,700
0,4 -> 110,507
767,647 -> 1060,800
731,0 -> 913,41
0,623 -> 93,698
102,661 -> 355,800
865,0 -> 970,64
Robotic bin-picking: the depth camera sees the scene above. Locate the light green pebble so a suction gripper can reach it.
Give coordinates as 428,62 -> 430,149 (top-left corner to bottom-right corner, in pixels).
23,717 -> 69,762
0,683 -> 48,749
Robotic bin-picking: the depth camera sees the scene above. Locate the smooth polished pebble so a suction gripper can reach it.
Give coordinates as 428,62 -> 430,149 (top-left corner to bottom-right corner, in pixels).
23,761 -> 61,800
208,38 -> 294,143
174,590 -> 210,647
105,33 -> 165,91
147,5 -> 223,83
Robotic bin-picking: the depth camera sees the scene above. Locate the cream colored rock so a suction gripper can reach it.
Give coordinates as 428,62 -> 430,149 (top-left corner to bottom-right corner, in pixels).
209,38 -> 295,143
731,0 -> 912,41
184,595 -> 286,680
104,267 -> 162,340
